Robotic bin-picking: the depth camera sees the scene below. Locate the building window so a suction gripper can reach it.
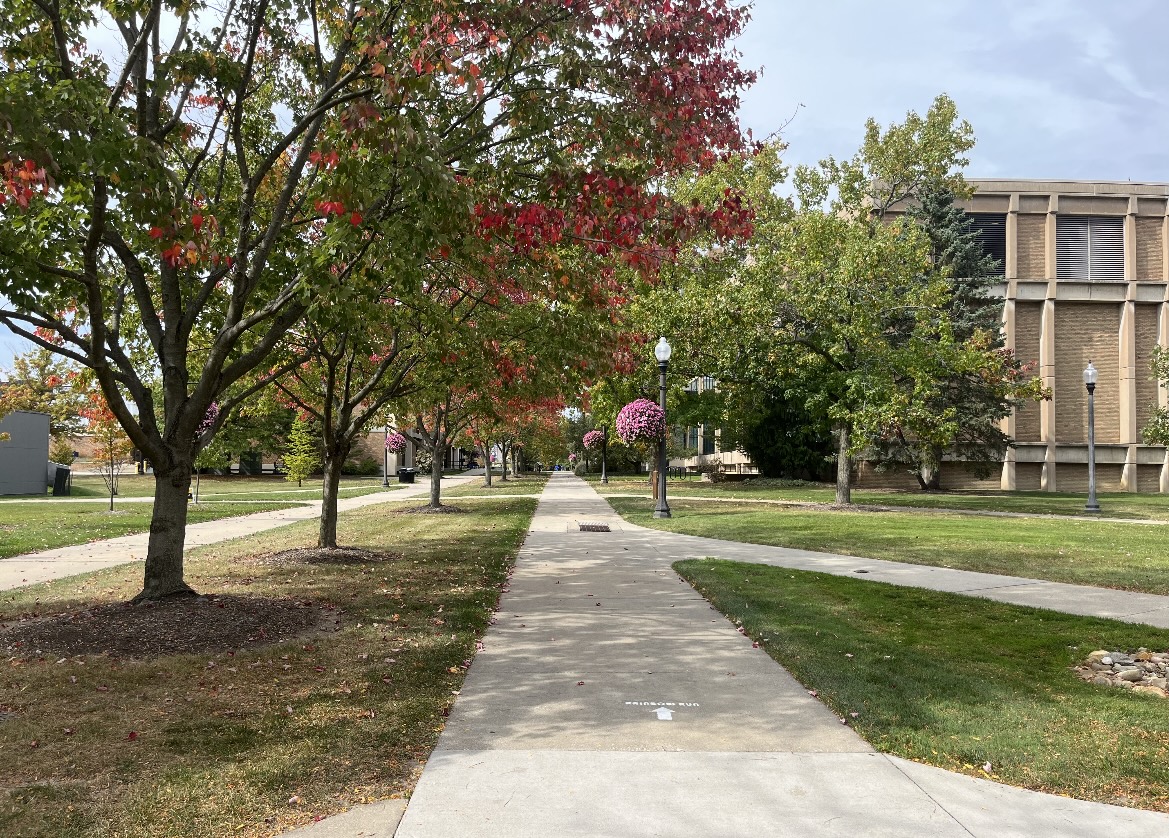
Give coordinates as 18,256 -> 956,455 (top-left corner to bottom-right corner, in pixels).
700,424 -> 716,455
967,213 -> 1006,271
687,426 -> 698,449
1057,216 -> 1124,281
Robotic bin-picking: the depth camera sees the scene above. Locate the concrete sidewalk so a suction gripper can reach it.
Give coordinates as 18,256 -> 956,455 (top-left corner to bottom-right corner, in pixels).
393,472 -> 1169,838
0,475 -> 476,591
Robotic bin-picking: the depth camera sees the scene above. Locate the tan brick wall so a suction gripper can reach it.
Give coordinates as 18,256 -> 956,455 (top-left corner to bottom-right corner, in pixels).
1135,305 -> 1160,435
1055,463 -> 1124,492
939,466 -> 1005,491
854,466 -> 920,490
853,463 -> 1002,490
1016,462 -> 1043,490
1016,215 -> 1047,279
1139,464 -> 1163,493
1136,218 -> 1164,280
1054,303 -> 1120,444
1013,303 -> 1043,442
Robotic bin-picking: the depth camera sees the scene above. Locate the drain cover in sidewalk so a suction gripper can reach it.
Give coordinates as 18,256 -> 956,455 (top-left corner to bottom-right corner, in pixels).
578,522 -> 611,532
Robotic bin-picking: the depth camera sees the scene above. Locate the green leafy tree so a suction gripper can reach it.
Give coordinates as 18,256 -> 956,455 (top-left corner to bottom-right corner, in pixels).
635,98 -> 1042,503
1141,347 -> 1169,447
0,0 -> 754,600
0,347 -> 87,456
872,185 -> 1043,489
284,418 -> 322,489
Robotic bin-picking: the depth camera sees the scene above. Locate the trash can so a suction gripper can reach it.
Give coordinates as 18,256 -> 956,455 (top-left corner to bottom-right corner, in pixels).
397,468 -> 416,484
49,463 -> 72,496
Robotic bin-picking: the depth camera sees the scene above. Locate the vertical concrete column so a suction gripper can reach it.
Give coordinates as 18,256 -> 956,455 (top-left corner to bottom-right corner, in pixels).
1001,195 -> 1019,490
1040,195 -> 1058,491
1161,207 -> 1169,492
1121,198 -> 1139,491
1005,194 -> 1019,280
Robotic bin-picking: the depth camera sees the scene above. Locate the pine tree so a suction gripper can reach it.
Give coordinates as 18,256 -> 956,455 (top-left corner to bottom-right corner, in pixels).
284,419 -> 321,488
876,185 -> 1019,489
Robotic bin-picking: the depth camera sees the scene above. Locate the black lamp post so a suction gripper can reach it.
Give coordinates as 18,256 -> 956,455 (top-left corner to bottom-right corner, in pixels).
1083,361 -> 1101,514
653,337 -> 672,519
601,423 -> 609,485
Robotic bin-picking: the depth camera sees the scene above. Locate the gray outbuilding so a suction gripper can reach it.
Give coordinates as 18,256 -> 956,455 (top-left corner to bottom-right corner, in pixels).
0,410 -> 50,495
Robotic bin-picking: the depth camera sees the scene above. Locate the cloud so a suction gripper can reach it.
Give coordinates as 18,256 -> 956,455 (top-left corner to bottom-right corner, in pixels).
734,0 -> 1169,181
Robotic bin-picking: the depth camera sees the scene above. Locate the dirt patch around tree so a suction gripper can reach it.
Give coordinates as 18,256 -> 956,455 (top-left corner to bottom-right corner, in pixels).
260,546 -> 404,565
400,504 -> 467,514
0,593 -> 338,660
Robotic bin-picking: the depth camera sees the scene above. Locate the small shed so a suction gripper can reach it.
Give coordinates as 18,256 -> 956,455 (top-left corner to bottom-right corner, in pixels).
0,410 -> 50,495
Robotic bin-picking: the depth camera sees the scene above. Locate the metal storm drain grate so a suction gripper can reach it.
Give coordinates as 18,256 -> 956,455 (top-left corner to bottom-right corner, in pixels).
578,522 -> 611,533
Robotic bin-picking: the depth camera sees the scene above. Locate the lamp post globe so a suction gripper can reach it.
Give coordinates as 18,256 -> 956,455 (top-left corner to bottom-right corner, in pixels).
1083,361 -> 1101,514
654,338 -> 672,519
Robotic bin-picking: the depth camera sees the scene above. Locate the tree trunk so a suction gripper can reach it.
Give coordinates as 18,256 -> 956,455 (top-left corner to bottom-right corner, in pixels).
428,440 -> 445,508
134,462 -> 197,602
921,446 -> 943,491
835,422 -> 852,505
500,442 -> 510,480
318,444 -> 349,548
483,441 -> 493,487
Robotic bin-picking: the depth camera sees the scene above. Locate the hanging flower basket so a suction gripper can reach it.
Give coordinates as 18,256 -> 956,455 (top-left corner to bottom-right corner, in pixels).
616,398 -> 666,445
568,453 -> 578,464
582,430 -> 605,450
385,432 -> 408,453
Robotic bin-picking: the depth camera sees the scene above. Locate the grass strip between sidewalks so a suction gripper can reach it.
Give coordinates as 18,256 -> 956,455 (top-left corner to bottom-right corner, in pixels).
676,558 -> 1169,813
608,497 -> 1169,595
0,496 -> 537,837
0,502 -> 300,560
587,474 -> 1169,520
442,473 -> 549,497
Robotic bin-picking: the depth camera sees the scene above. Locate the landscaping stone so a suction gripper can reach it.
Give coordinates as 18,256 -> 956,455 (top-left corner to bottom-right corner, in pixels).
1075,649 -> 1169,697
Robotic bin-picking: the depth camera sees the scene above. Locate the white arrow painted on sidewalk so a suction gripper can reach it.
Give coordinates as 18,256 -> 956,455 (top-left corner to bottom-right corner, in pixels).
653,707 -> 674,721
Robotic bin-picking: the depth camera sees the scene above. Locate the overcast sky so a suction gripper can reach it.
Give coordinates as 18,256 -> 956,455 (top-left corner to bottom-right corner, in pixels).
3,0 -> 1168,369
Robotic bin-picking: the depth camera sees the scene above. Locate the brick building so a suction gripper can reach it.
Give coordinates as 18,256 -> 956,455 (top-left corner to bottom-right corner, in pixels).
961,179 -> 1169,493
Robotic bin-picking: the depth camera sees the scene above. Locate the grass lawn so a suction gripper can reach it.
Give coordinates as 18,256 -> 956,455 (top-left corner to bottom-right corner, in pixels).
0,502 -> 299,559
586,473 -> 1169,520
608,497 -> 1169,595
63,475 -> 397,502
0,496 -> 537,837
443,474 -> 549,497
676,559 -> 1169,812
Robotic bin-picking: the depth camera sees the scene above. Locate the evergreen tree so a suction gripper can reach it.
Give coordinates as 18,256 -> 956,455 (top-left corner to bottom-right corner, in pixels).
284,419 -> 322,488
873,185 -> 1025,489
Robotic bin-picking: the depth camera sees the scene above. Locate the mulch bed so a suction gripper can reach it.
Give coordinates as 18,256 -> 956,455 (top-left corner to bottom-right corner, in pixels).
399,504 -> 466,514
260,546 -> 403,565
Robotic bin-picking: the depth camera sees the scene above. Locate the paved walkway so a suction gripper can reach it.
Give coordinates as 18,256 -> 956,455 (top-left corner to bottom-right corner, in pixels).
393,472 -> 1169,838
0,476 -> 477,591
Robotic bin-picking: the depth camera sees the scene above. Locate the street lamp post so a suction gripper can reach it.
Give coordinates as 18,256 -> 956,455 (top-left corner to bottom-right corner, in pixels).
601,423 -> 609,485
1083,361 -> 1101,514
654,337 -> 672,519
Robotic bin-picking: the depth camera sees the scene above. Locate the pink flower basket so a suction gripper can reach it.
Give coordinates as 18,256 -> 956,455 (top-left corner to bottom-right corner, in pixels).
582,430 -> 605,450
615,398 -> 666,445
385,432 -> 408,453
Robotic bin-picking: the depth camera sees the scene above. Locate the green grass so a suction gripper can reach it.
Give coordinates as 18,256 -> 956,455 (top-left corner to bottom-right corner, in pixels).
443,474 -> 549,497
0,502 -> 298,559
586,473 -> 1169,520
608,497 -> 1169,595
62,474 -> 397,501
0,496 -> 538,837
675,559 -> 1169,812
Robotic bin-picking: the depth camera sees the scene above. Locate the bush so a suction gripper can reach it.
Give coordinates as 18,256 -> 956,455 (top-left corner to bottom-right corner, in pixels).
342,453 -> 381,476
